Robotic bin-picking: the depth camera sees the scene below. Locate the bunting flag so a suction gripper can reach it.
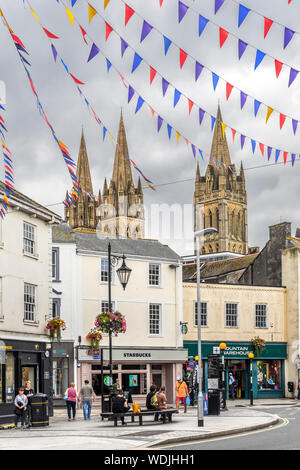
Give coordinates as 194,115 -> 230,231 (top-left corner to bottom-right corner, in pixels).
179,49 -> 187,68
88,42 -> 100,62
238,4 -> 250,27
104,0 -> 111,9
125,3 -> 135,26
198,15 -> 209,37
226,82 -> 233,100
264,17 -> 273,38
162,77 -> 169,96
178,1 -> 189,23
88,3 -> 97,23
105,22 -> 113,41
238,39 -> 248,59
215,0 -> 225,14
284,27 -> 295,49
195,62 -> 203,81
65,6 -> 74,25
121,38 -> 128,57
265,106 -> 274,123
174,89 -> 181,107
212,73 -> 219,90
140,20 -> 153,42
254,50 -> 265,69
132,52 -> 142,72
164,36 -> 172,55
275,60 -> 283,78
219,27 -> 229,47
43,27 -> 59,39
240,91 -> 247,109
279,113 -> 286,129
149,66 -> 156,84
79,25 -> 88,44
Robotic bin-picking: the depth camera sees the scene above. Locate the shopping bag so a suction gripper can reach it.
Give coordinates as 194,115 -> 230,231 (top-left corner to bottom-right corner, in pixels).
186,396 -> 190,406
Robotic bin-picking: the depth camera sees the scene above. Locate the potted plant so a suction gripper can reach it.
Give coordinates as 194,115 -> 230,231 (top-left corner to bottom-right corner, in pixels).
251,336 -> 266,357
94,311 -> 126,336
86,329 -> 103,349
46,317 -> 66,341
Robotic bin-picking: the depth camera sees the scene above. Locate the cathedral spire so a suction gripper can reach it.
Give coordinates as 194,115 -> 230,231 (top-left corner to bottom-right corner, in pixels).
111,111 -> 134,192
76,129 -> 93,194
209,104 -> 232,167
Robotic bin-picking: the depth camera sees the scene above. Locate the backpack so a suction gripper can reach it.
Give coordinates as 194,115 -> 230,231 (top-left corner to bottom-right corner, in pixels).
150,393 -> 158,408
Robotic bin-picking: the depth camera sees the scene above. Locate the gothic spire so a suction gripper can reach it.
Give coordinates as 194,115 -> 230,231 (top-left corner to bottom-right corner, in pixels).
209,104 -> 232,168
76,129 -> 93,194
111,111 -> 134,192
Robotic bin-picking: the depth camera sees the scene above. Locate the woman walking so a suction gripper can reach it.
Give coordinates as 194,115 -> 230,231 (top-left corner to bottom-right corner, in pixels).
65,382 -> 79,421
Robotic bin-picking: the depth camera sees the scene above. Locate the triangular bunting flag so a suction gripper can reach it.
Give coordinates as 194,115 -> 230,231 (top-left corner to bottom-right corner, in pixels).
179,49 -> 188,68
211,115 -> 216,130
159,0 -> 164,6
128,85 -> 135,102
188,99 -> 194,115
157,116 -> 163,132
241,134 -> 245,149
251,139 -> 256,153
226,82 -> 233,100
103,127 -> 107,141
283,151 -> 288,164
259,143 -> 264,156
215,0 -> 225,14
231,128 -> 236,142
87,43 -> 99,62
105,22 -> 113,41
164,36 -> 172,55
267,147 -> 272,160
254,100 -> 261,117
198,15 -> 209,37
284,27 -> 295,49
132,53 -> 143,73
162,78 -> 169,96
65,6 -> 74,25
212,73 -> 219,90
79,25 -> 88,44
176,131 -> 180,144
195,62 -> 203,81
104,0 -> 111,9
238,4 -> 250,27
238,39 -> 248,59
254,49 -> 265,69
140,20 -> 153,42
150,66 -> 157,85
219,27 -> 229,48
106,58 -> 112,72
291,154 -> 296,166
125,4 -> 135,25
199,108 -> 205,125
70,73 -> 84,85
265,106 -> 274,123
121,38 -> 128,57
240,91 -> 247,109
174,89 -> 181,107
167,124 -> 172,139
275,60 -> 283,78
279,113 -> 286,129
135,96 -> 145,113
51,44 -> 58,62
88,3 -> 97,23
275,149 -> 280,163
264,17 -> 273,38
178,1 -> 189,23
288,68 -> 299,87
292,119 -> 298,135
191,144 -> 196,158
43,28 -> 59,39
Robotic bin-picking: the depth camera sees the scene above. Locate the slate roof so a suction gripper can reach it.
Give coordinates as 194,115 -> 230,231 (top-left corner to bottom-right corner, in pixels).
52,222 -> 181,261
183,252 -> 259,282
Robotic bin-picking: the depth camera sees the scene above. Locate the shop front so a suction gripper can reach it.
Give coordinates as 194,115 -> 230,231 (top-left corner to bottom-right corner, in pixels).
183,341 -> 287,399
52,342 -> 75,407
77,347 -> 188,404
0,338 -> 53,425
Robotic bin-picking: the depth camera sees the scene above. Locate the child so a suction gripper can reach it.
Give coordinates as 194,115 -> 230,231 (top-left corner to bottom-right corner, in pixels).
14,388 -> 28,429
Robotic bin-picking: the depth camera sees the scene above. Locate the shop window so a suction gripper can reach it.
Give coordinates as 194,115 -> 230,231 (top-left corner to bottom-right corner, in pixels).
24,283 -> 36,322
92,373 -> 118,396
5,352 -> 15,403
23,221 -> 36,256
255,304 -> 267,328
257,360 -> 281,390
194,302 -> 208,327
53,357 -> 69,398
121,364 -> 146,370
225,303 -> 238,328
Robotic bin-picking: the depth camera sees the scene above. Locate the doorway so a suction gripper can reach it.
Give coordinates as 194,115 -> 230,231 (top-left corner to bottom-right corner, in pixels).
228,360 -> 246,399
22,366 -> 38,393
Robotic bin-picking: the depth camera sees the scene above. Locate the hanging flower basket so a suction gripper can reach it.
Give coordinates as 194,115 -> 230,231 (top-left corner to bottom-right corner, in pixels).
251,336 -> 266,357
86,329 -> 103,349
46,318 -> 66,341
94,311 -> 126,336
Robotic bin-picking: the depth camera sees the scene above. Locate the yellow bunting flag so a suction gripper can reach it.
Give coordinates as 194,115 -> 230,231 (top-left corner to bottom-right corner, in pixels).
88,3 -> 98,23
104,0 -> 111,9
266,106 -> 274,123
221,122 -> 226,137
65,6 -> 74,25
176,131 -> 180,144
30,7 -> 40,22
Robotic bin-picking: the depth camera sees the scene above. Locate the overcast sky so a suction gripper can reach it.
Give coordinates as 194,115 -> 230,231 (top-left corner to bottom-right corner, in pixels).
1,0 -> 300,255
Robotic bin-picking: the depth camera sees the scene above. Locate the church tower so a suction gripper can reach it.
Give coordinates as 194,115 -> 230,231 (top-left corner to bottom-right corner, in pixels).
194,105 -> 248,256
65,130 -> 99,232
98,112 -> 144,239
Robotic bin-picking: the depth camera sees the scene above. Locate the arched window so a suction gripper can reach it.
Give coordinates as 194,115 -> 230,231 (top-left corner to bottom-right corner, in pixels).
215,209 -> 219,231
209,210 -> 213,227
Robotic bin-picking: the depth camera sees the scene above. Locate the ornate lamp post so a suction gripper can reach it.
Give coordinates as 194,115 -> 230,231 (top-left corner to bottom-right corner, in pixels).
248,352 -> 254,406
107,242 -> 132,399
195,227 -> 218,427
219,342 -> 227,410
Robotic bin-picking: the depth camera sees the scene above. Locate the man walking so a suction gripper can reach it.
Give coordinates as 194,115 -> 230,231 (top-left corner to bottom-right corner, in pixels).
79,380 -> 96,420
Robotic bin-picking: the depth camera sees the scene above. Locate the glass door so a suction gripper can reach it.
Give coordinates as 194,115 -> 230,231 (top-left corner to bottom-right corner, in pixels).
22,366 -> 38,393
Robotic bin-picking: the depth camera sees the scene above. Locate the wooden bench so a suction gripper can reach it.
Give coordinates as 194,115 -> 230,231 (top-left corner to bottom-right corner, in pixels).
100,408 -> 178,426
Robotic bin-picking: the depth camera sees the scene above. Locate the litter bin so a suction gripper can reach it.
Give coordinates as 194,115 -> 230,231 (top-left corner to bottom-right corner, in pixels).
102,395 -> 111,412
208,389 -> 220,416
31,393 -> 49,427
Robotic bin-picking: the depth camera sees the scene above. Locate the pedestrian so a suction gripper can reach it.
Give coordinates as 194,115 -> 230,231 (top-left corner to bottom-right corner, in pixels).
112,378 -> 121,396
23,380 -> 34,428
189,385 -> 195,406
175,376 -> 189,413
156,386 -> 167,410
229,372 -> 235,400
112,389 -> 129,426
297,380 -> 300,400
14,387 -> 28,429
79,379 -> 96,420
146,385 -> 158,410
64,382 -> 79,421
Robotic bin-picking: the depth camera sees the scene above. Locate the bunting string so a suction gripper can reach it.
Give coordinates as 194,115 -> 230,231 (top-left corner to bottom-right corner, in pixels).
0,105 -> 14,219
53,0 -> 300,167
78,0 -> 300,132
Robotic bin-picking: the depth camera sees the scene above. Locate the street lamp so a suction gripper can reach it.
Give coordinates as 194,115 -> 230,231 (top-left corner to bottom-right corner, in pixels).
107,241 -> 132,404
219,342 -> 227,410
195,227 -> 218,427
248,352 -> 254,406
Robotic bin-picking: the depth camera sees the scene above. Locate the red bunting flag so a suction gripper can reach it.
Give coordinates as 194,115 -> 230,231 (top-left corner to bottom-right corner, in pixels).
283,151 -> 288,164
259,143 -> 264,156
105,22 -> 113,40
219,27 -> 229,48
279,113 -> 286,129
159,0 -> 164,5
188,99 -> 194,114
231,129 -> 236,142
275,59 -> 283,78
42,27 -> 59,39
264,17 -> 273,38
149,66 -> 157,84
79,25 -> 88,44
179,49 -> 188,68
70,73 -> 85,85
125,4 -> 135,25
11,33 -> 25,48
226,82 -> 233,100
149,105 -> 155,118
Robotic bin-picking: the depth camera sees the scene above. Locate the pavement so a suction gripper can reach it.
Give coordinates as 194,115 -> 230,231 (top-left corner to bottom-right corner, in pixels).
0,398 -> 298,450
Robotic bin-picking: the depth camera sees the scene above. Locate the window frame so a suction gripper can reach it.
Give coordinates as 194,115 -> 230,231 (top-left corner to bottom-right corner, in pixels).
194,301 -> 208,327
52,298 -> 61,319
100,257 -> 115,284
225,302 -> 239,328
255,303 -> 268,329
148,303 -> 162,336
23,221 -> 36,256
148,263 -> 161,288
24,283 -> 37,323
52,247 -> 60,282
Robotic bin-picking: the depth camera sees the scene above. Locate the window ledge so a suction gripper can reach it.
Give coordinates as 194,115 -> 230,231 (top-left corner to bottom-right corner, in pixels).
23,251 -> 39,260
0,242 -> 4,249
23,320 -> 39,327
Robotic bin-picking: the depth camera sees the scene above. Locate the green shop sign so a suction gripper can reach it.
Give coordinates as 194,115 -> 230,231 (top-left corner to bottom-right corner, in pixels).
184,341 -> 287,360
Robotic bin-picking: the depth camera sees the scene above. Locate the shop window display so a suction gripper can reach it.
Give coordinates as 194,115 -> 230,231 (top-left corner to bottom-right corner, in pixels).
53,357 -> 69,398
5,352 -> 14,403
257,360 -> 281,390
